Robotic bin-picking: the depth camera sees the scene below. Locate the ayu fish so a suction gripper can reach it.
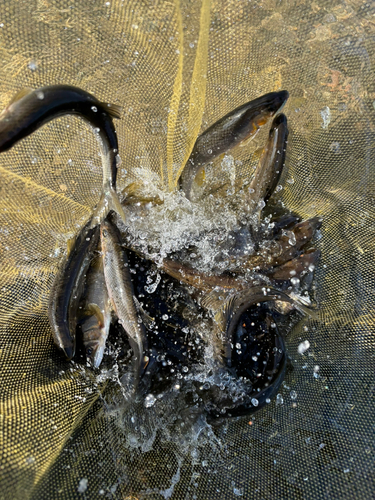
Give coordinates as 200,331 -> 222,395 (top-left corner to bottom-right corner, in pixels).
79,251 -> 112,368
48,220 -> 100,360
160,215 -> 321,293
0,84 -> 126,225
179,90 -> 289,200
202,286 -> 302,367
245,113 -> 289,214
100,218 -> 148,386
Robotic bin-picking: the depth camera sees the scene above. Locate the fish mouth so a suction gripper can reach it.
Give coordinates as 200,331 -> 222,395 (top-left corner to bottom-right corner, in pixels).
85,342 -> 105,368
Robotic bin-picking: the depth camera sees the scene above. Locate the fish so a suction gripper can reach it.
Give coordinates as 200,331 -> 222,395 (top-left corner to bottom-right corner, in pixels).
0,84 -> 126,226
48,219 -> 100,360
203,286 -> 305,368
245,113 -> 289,214
160,258 -> 251,292
229,217 -> 323,272
78,251 -> 112,368
159,216 -> 321,293
268,248 -> 321,281
179,90 -> 289,200
199,311 -> 287,420
100,217 -> 148,387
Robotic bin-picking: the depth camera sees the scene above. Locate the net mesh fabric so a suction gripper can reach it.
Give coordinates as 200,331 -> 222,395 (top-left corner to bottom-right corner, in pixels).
0,0 -> 374,498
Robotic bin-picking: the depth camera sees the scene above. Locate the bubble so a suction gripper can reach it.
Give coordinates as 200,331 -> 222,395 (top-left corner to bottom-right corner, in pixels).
144,394 -> 156,408
276,394 -> 284,405
36,91 -> 44,100
298,340 -> 310,354
28,60 -> 37,71
77,478 -> 88,493
162,314 -> 169,320
321,106 -> 331,129
91,106 -> 98,112
290,390 -> 297,400
235,343 -> 241,350
251,398 -> 259,407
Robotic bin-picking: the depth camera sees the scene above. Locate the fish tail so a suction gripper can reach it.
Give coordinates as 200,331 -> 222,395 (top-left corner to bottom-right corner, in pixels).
100,102 -> 122,119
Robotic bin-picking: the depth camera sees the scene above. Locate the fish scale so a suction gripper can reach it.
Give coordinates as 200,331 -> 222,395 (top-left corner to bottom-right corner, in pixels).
100,217 -> 148,388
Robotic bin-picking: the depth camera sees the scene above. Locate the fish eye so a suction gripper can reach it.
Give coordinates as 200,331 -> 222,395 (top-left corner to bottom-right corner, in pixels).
86,347 -> 93,355
102,229 -> 108,237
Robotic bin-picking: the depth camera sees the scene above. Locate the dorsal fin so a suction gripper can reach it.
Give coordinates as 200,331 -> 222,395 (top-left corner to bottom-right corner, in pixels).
100,102 -> 122,119
8,87 -> 33,105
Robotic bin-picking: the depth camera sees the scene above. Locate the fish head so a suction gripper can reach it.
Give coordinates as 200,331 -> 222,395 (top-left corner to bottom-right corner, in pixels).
81,307 -> 107,368
85,337 -> 106,368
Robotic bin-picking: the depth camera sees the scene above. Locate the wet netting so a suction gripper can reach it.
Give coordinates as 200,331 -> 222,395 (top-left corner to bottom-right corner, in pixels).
0,1 -> 374,499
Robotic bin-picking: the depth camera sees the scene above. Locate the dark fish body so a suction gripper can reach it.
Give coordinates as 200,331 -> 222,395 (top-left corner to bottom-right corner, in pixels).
79,252 -> 111,368
201,308 -> 287,420
161,258 -> 250,292
246,113 -> 289,210
238,217 -> 323,271
269,248 -> 321,281
100,218 -> 148,385
0,85 -> 121,188
179,90 -> 289,199
207,287 -> 296,367
48,220 -> 100,360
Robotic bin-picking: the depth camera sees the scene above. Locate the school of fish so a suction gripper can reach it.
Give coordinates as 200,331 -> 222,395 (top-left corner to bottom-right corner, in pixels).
0,85 -> 322,420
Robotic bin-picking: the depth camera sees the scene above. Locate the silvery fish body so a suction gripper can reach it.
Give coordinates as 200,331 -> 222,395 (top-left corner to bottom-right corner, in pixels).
48,220 -> 100,360
245,113 -> 289,213
0,84 -> 121,188
79,252 -> 111,368
179,90 -> 289,200
0,84 -> 127,226
100,218 -> 148,387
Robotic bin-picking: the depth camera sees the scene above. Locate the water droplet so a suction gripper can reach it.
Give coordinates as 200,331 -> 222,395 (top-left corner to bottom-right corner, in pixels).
321,106 -> 331,129
144,394 -> 156,408
36,91 -> 44,100
276,394 -> 284,405
298,340 -> 310,354
77,478 -> 88,493
329,141 -> 340,153
28,60 -> 37,71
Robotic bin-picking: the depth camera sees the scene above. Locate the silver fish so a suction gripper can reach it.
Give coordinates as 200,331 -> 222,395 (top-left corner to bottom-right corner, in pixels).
179,90 -> 289,200
100,218 -> 148,386
79,252 -> 111,368
48,220 -> 100,360
245,113 -> 288,214
202,286 -> 312,367
0,84 -> 127,226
